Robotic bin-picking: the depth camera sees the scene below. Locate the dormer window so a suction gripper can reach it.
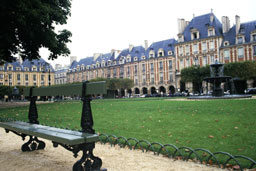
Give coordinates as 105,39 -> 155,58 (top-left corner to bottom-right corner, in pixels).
237,36 -> 243,44
191,29 -> 199,40
102,60 -> 105,67
251,32 -> 256,42
24,67 -> 29,71
168,51 -> 173,56
178,34 -> 184,42
158,48 -> 164,57
134,57 -> 138,61
86,65 -> 90,70
119,57 -> 124,64
108,60 -> 111,66
16,67 -> 21,71
32,67 -> 37,71
8,66 -> 13,71
113,61 -> 116,65
149,50 -> 155,58
208,27 -> 215,36
141,56 -> 146,60
126,55 -> 131,62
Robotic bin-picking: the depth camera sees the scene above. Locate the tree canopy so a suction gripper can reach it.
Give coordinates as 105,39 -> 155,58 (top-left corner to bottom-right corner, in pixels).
181,65 -> 210,83
0,0 -> 72,64
224,61 -> 256,80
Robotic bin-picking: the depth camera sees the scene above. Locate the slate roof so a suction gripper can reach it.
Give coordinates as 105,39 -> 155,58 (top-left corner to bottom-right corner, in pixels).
116,46 -> 145,63
145,39 -> 177,58
22,58 -> 54,72
77,57 -> 94,66
222,20 -> 256,46
4,61 -> 23,71
3,58 -> 53,72
183,13 -> 223,42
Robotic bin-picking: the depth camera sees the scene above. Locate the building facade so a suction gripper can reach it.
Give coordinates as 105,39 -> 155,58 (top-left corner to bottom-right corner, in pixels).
0,58 -> 54,87
67,39 -> 177,96
54,64 -> 69,85
67,12 -> 256,95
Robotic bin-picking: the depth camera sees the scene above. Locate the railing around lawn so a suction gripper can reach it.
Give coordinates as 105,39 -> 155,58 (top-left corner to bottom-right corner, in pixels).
99,134 -> 256,171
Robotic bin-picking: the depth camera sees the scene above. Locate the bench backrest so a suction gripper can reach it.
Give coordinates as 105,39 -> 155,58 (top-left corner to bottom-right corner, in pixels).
22,81 -> 106,134
23,81 -> 106,97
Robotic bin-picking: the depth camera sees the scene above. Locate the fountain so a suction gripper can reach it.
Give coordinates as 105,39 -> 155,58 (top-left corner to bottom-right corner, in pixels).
188,61 -> 252,99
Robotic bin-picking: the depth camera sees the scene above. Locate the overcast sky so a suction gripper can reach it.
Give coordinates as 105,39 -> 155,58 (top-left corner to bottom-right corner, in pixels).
40,0 -> 256,67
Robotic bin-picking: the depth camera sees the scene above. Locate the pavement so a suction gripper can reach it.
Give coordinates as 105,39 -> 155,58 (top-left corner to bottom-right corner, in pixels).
0,101 -> 53,109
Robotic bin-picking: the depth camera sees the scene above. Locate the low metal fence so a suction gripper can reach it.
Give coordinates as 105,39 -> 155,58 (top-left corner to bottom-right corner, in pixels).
99,134 -> 256,170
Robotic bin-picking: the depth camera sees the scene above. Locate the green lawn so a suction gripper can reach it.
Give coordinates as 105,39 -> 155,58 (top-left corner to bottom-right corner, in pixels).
0,98 -> 256,164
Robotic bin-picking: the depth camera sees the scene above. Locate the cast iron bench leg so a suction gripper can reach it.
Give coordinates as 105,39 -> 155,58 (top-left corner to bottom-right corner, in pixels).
21,136 -> 46,152
5,129 -> 45,152
72,143 -> 102,171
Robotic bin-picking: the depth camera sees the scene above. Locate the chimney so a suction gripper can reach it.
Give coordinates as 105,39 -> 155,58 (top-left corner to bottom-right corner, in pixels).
93,53 -> 101,61
144,40 -> 148,50
111,49 -> 115,55
178,19 -> 182,34
235,15 -> 240,34
129,44 -> 134,52
222,16 -> 230,33
70,56 -> 77,65
111,49 -> 120,59
178,19 -> 187,34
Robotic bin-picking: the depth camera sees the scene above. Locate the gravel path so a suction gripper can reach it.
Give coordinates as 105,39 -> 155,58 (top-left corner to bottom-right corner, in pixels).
0,128 -> 225,171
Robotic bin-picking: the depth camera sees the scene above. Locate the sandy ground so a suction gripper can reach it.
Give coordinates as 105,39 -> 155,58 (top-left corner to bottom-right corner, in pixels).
0,128 -> 225,171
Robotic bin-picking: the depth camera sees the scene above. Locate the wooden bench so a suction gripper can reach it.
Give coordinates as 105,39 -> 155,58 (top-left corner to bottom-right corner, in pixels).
0,81 -> 107,171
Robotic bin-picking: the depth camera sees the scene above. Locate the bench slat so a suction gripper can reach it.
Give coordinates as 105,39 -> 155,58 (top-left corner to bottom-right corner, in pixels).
0,121 -> 99,145
23,81 -> 106,96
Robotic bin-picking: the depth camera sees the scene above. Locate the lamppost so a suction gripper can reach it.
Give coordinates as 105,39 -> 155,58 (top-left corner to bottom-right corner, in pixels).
175,69 -> 178,93
48,64 -> 51,86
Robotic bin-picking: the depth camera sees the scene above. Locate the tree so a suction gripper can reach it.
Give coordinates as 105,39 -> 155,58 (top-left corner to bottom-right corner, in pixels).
181,65 -> 210,92
0,0 -> 72,64
224,61 -> 256,80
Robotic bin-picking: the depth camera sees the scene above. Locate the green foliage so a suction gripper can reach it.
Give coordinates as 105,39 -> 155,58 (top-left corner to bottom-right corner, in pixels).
181,65 -> 210,83
0,0 -> 72,64
0,86 -> 11,98
224,61 -> 256,80
0,85 -> 26,98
